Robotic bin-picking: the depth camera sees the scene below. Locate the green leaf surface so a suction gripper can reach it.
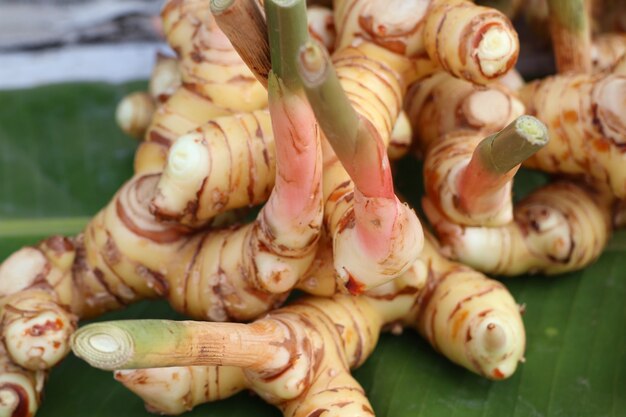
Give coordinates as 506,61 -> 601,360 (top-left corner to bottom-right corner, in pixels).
0,83 -> 624,417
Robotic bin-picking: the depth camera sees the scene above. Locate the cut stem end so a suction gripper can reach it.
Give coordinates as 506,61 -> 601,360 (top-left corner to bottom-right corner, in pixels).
480,115 -> 549,174
298,41 -> 329,86
265,0 -> 309,90
71,324 -> 134,371
457,116 -> 548,217
515,115 -> 550,147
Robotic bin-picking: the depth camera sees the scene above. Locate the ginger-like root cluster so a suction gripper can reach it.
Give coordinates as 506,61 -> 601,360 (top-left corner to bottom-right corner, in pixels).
11,0 -> 626,415
72,235 -> 525,416
334,0 -> 520,84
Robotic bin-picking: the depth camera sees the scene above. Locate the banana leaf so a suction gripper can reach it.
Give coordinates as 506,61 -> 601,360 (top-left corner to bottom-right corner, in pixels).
0,83 -> 624,417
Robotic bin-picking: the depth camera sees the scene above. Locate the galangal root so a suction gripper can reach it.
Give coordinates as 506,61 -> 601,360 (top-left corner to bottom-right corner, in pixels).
6,0 -> 624,415
71,234 -> 524,416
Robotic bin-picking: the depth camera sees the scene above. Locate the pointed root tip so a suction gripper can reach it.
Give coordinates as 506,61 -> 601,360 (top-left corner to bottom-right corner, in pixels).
469,315 -> 524,380
596,76 -> 626,144
336,201 -> 423,291
115,92 -> 154,139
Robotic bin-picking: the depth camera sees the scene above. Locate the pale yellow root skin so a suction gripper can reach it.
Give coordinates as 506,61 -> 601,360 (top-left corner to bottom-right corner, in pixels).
151,110 -> 275,227
111,235 -> 525,415
115,92 -> 156,140
405,71 -> 525,152
96,163 -> 319,321
520,63 -> 626,198
423,0 -> 519,84
333,0 -> 431,57
115,55 -> 180,141
135,0 -> 267,174
334,43 -> 411,139
425,182 -> 613,275
0,289 -> 76,372
407,236 -> 525,379
134,1 -> 338,175
115,295 -> 382,417
322,43 -> 423,291
115,366 -> 247,415
0,240 -> 79,371
307,5 -> 337,53
497,68 -> 525,91
423,131 -> 514,226
370,235 -> 525,379
151,103 -> 413,228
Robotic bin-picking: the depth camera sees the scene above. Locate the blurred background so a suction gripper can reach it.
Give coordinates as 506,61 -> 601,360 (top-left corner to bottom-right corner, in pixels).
0,0 -> 167,89
3,0 -> 626,90
0,0 -> 575,90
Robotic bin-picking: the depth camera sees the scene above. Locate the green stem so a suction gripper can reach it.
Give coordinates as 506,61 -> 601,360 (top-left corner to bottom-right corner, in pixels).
457,116 -> 549,215
298,42 -> 395,199
297,40 -> 394,198
71,320 -> 284,371
474,115 -> 549,174
265,0 -> 309,90
547,0 -> 588,32
547,0 -> 591,73
297,41 -> 360,160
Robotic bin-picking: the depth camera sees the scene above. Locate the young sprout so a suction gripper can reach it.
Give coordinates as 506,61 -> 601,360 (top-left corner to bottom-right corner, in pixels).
297,40 -> 423,292
115,92 -> 155,140
457,115 -> 549,217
